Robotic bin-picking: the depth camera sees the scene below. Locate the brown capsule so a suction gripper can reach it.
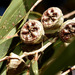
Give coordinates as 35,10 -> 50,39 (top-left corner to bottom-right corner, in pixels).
20,20 -> 44,44
41,7 -> 64,34
7,53 -> 27,75
59,19 -> 75,43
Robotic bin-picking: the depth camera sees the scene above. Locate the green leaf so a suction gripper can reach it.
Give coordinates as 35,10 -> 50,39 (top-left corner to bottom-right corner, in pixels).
28,11 -> 42,20
0,0 -> 37,40
1,66 -> 6,75
13,43 -> 23,56
0,38 -> 13,69
0,28 -> 17,69
0,27 -> 16,68
0,27 -> 16,44
40,40 -> 75,75
0,38 -> 13,59
38,37 -> 57,69
30,59 -> 38,75
24,0 -> 37,12
0,0 -> 26,40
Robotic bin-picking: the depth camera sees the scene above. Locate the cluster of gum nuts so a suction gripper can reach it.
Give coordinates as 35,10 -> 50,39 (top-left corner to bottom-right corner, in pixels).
20,7 -> 75,44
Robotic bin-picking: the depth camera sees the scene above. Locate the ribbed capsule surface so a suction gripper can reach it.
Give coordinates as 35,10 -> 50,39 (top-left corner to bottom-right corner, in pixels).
41,7 -> 64,34
59,19 -> 75,43
20,20 -> 44,44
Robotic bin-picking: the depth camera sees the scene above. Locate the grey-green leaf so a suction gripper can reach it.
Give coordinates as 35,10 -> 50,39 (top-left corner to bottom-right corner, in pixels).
28,11 -> 42,20
1,66 -> 6,75
0,38 -> 13,69
0,0 -> 37,40
0,27 -> 16,44
0,0 -> 26,40
30,59 -> 38,75
40,39 -> 75,75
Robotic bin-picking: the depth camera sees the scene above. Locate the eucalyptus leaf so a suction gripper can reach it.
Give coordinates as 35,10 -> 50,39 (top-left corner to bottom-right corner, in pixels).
0,27 -> 16,69
30,59 -> 38,75
28,11 -> 42,20
0,0 -> 26,40
1,66 -> 6,75
0,27 -> 16,44
0,38 -> 13,59
0,0 -> 37,40
40,39 -> 75,75
0,38 -> 13,69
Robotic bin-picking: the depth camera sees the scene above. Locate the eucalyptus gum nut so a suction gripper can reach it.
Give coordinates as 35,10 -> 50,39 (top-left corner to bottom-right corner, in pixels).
59,20 -> 75,43
20,20 -> 44,44
7,53 -> 27,75
41,7 -> 64,34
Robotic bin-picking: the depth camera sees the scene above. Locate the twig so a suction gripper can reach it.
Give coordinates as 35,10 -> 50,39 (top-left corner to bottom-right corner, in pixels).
61,65 -> 75,75
0,37 -> 57,62
35,52 -> 38,61
64,10 -> 75,19
6,33 -> 18,39
30,0 -> 42,11
0,56 -> 20,62
20,37 -> 57,58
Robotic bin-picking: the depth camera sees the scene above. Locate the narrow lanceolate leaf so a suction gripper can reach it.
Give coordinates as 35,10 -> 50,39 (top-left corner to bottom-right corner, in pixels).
18,11 -> 41,30
40,39 -> 75,75
0,0 -> 26,40
39,39 -> 65,75
28,11 -> 42,20
1,69 -> 6,75
0,38 -> 13,59
0,28 -> 16,68
0,0 -> 37,40
0,38 -> 13,69
1,66 -> 6,75
30,59 -> 39,75
0,27 -> 16,44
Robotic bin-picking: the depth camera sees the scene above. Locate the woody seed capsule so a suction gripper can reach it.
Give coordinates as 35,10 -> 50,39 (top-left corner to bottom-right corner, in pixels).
20,20 -> 44,44
59,19 -> 75,42
41,7 -> 64,34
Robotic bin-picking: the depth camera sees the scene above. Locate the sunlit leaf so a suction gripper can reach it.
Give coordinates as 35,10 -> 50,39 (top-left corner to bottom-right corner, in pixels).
0,38 -> 13,69
0,0 -> 26,40
0,27 -> 16,44
0,0 -> 37,40
30,59 -> 38,75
